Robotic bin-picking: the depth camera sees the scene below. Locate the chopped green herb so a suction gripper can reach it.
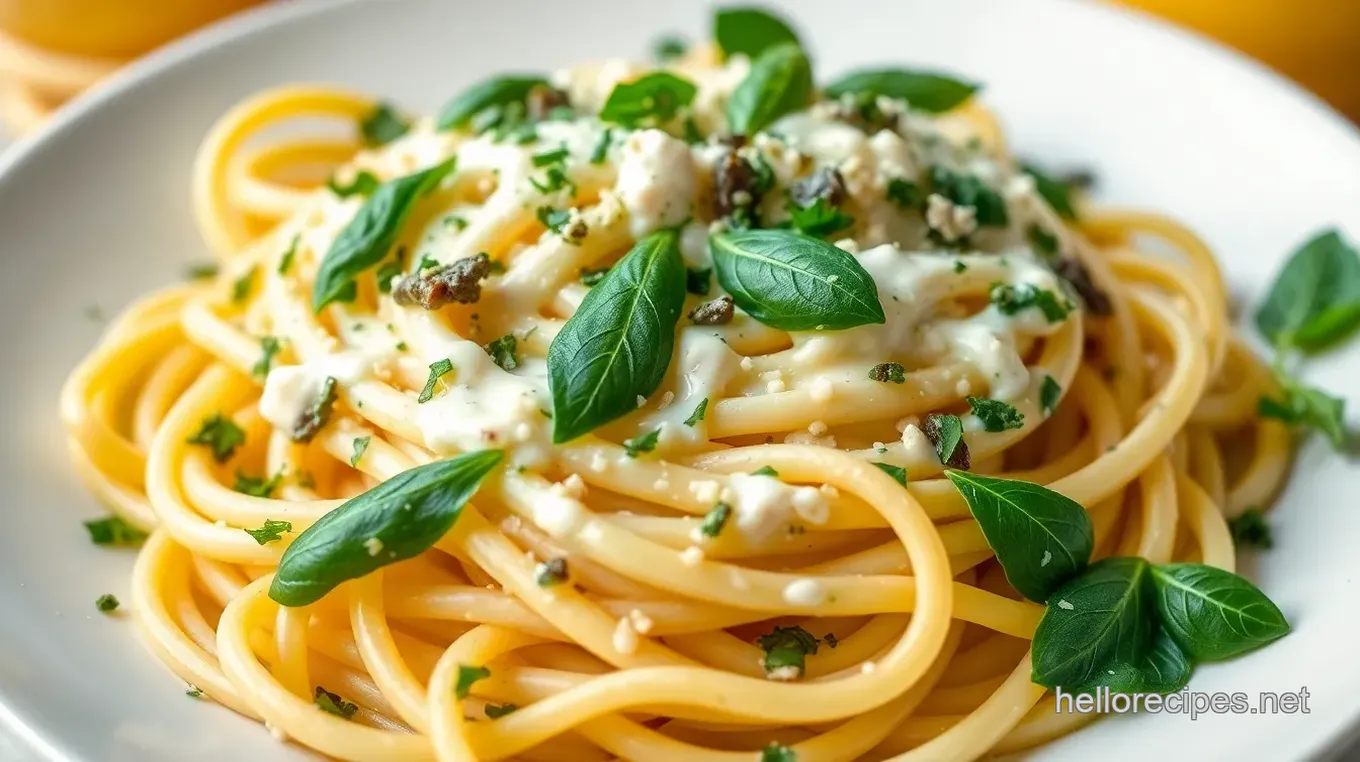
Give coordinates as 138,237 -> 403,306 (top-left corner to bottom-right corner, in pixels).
751,466 -> 779,477
929,166 -> 1008,227
244,519 -> 292,545
700,502 -> 733,538
537,206 -> 573,235
756,625 -> 819,679
485,335 -> 519,371
530,165 -> 575,195
714,7 -> 800,59
455,665 -> 491,699
351,436 -> 371,468
232,266 -> 257,303
84,516 -> 148,547
187,414 -> 246,463
867,362 -> 906,383
532,144 -> 570,167
419,359 -> 454,403
922,413 -> 968,469
278,235 -> 299,275
684,398 -> 709,426
292,377 -> 339,443
599,72 -> 697,128
1258,381 -> 1345,448
623,428 -> 662,457
1229,509 -> 1273,550
686,266 -> 712,296
886,177 -> 922,210
186,685 -> 203,699
872,462 -> 908,487
485,703 -> 518,719
535,557 -> 569,587
653,35 -> 689,62
953,260 -> 967,273
1028,224 -> 1060,257
1020,163 -> 1079,220
761,744 -> 797,762
787,198 -> 854,238
589,128 -> 612,164
234,470 -> 283,498
252,336 -> 282,378
823,632 -> 840,648
990,283 -> 1071,322
682,115 -> 705,144
186,263 -> 219,280
444,215 -> 469,231
95,593 -> 119,613
966,397 -> 1025,432
1040,375 -> 1062,417
359,102 -> 411,147
376,260 -> 403,293
314,686 -> 358,719
327,170 -> 381,198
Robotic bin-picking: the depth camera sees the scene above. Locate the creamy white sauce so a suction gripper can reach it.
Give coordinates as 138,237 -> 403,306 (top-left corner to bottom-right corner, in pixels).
615,129 -> 697,238
725,472 -> 827,542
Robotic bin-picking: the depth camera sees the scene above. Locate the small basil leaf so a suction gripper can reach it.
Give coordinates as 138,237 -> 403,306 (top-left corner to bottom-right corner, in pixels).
1255,229 -> 1360,352
599,73 -> 697,128
726,42 -> 813,136
436,76 -> 549,131
1031,557 -> 1153,690
312,158 -> 456,311
1150,563 -> 1290,661
872,462 -> 907,487
269,449 -> 503,606
713,6 -> 800,59
548,230 -> 687,443
1078,624 -> 1192,695
1020,163 -> 1079,220
824,68 -> 978,114
930,166 -> 1008,227
945,471 -> 1093,602
359,102 -> 411,147
709,229 -> 884,331
1259,374 -> 1347,448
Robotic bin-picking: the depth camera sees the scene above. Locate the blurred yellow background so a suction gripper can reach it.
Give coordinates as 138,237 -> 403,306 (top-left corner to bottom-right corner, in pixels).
0,0 -> 1356,133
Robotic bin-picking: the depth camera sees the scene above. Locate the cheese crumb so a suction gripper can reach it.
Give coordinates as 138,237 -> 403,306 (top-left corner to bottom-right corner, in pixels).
679,546 -> 705,566
612,617 -> 639,654
690,480 -> 721,503
628,608 -> 654,635
659,391 -> 675,409
808,420 -> 828,436
364,538 -> 384,557
766,379 -> 787,394
767,665 -> 801,681
740,356 -> 754,371
636,395 -> 647,408
561,473 -> 588,499
783,578 -> 828,606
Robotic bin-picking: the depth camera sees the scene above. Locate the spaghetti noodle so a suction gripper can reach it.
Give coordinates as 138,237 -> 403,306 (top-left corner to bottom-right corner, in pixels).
61,12 -> 1304,762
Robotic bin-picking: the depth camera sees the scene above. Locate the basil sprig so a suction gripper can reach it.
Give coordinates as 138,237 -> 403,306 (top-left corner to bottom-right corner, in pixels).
824,68 -> 978,114
436,76 -> 549,131
709,229 -> 884,331
599,72 -> 697,128
1253,229 -> 1359,447
948,472 -> 1290,693
312,158 -> 457,311
547,230 -> 686,443
945,472 -> 1092,602
726,42 -> 813,136
270,449 -> 503,606
713,6 -> 800,59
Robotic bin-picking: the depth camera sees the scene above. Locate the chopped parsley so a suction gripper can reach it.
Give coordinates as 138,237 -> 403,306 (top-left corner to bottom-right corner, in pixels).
292,377 -> 338,443
589,128 -> 612,164
966,397 -> 1025,432
686,266 -> 712,296
278,235 -> 299,275
314,686 -> 358,719
375,260 -> 404,293
700,502 -> 733,538
531,144 -> 570,167
530,166 -> 575,195
535,557 -> 569,587
444,215 -> 469,231
233,470 -> 283,498
485,703 -> 518,719
928,166 -> 1008,227
537,206 -> 573,235
232,266 -> 257,304
1040,375 -> 1062,416
358,102 -> 411,147
185,685 -> 204,699
95,593 -> 119,613
823,632 -> 840,648
787,198 -> 854,239
419,359 -> 454,403
185,262 -> 219,280
455,665 -> 491,699
886,177 -> 922,210
989,283 -> 1071,322
684,398 -> 709,426
953,260 -> 967,273
485,334 -> 519,371
1229,509 -> 1273,549
350,436 -> 371,467
751,466 -> 779,477
252,336 -> 282,378
243,519 -> 292,545
756,625 -> 819,679
762,744 -> 797,762
872,462 -> 908,487
1028,224 -> 1060,257
922,413 -> 969,470
867,362 -> 906,383
652,35 -> 689,62
84,516 -> 147,547
186,414 -> 246,463
623,428 -> 661,457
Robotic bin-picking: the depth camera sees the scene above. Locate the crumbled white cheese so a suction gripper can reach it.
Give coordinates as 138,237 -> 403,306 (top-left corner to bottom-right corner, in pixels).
616,129 -> 696,238
783,578 -> 828,606
690,480 -> 721,503
808,377 -> 834,402
725,473 -> 827,541
627,608 -> 654,635
740,356 -> 755,372
612,616 -> 639,655
925,193 -> 979,243
364,538 -> 384,557
767,665 -> 801,682
679,546 -> 705,566
808,420 -> 828,436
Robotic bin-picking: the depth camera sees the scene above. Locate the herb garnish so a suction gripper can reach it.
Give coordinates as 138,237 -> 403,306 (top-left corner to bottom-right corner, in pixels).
455,665 -> 492,699
824,68 -> 979,113
351,436 -> 371,468
624,428 -> 662,457
485,703 -> 518,719
436,76 -> 549,131
1020,163 -> 1079,220
278,235 -> 299,275
234,470 -> 283,498
922,413 -> 968,470
684,398 -> 709,426
187,414 -> 246,463
232,266 -> 257,303
600,73 -> 697,128
244,519 -> 292,545
252,336 -> 282,378
872,462 -> 908,487
1229,509 -> 1273,549
990,283 -> 1071,322
686,266 -> 712,295
966,397 -> 1024,432
358,102 -> 411,147
714,7 -> 800,59
314,686 -> 358,719
485,334 -> 519,371
1040,375 -> 1062,417
761,745 -> 797,762
96,594 -> 119,613
419,359 -> 454,403
327,170 -> 381,198
84,516 -> 147,547
700,502 -> 732,537
867,362 -> 906,383
726,43 -> 812,136
756,625 -> 819,679
535,557 -> 569,587
787,198 -> 854,239
291,377 -> 338,443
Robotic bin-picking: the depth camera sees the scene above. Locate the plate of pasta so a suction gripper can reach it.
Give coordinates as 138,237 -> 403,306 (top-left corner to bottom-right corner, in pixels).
4,0 -> 1360,760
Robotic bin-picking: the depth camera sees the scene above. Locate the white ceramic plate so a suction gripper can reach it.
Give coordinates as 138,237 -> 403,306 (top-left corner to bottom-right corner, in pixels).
2,0 -> 1358,759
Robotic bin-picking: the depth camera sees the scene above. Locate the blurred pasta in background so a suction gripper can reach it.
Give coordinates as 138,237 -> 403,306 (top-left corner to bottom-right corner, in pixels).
0,0 -> 1356,135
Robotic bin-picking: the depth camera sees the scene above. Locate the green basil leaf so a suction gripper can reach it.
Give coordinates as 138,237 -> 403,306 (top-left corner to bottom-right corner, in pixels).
1020,163 -> 1079,220
713,6 -> 800,59
1031,557 -> 1153,689
312,158 -> 456,311
1081,624 -> 1192,694
269,449 -> 503,606
787,198 -> 853,239
436,76 -> 549,131
1228,508 -> 1273,550
872,462 -> 907,487
1255,229 -> 1360,352
1259,374 -> 1347,448
1150,563 -> 1290,661
84,516 -> 147,547
824,68 -> 979,114
684,398 -> 709,426
710,229 -> 884,330
327,171 -> 381,199
930,166 -> 1008,227
359,102 -> 411,147
599,73 -> 697,128
945,471 -> 1093,603
726,42 -> 813,136
548,230 -> 686,443
966,397 -> 1024,432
